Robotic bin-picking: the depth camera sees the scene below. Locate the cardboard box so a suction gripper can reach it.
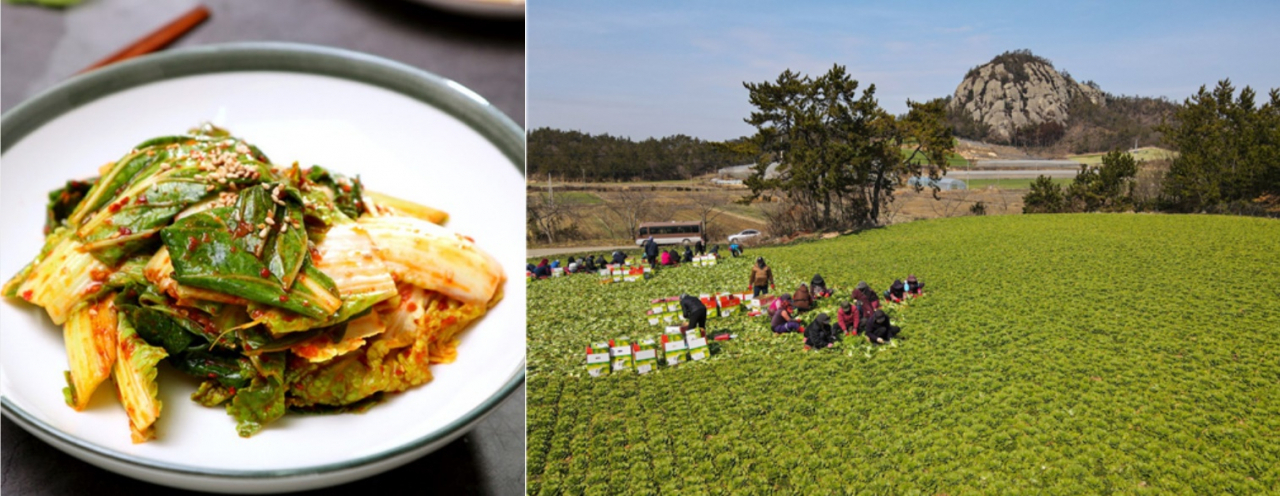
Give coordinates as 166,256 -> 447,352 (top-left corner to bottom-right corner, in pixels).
686,329 -> 710,361
551,267 -> 564,277
609,337 -> 634,371
720,306 -> 738,318
585,342 -> 611,377
633,338 -> 658,374
662,327 -> 688,365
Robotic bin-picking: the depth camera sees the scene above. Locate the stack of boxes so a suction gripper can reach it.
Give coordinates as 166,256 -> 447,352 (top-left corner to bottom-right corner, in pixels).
585,342 -> 611,377
685,328 -> 710,361
609,337 -> 634,372
662,326 -> 688,365
633,338 -> 658,374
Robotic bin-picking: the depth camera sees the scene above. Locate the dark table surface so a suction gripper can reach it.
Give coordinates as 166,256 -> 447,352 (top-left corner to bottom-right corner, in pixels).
1,1 -> 525,494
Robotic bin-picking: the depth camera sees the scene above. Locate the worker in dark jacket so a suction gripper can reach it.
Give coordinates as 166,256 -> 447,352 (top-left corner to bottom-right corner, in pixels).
863,309 -> 900,344
583,256 -> 597,272
683,245 -> 694,263
643,237 -> 660,270
886,279 -> 906,303
811,274 -> 833,298
852,281 -> 880,322
906,275 -> 925,296
792,283 -> 814,312
695,239 -> 705,256
534,259 -> 552,278
612,250 -> 627,265
804,313 -> 837,350
680,294 -> 708,331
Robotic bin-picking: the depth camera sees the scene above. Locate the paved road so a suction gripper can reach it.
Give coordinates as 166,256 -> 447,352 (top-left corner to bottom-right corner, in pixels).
946,169 -> 1079,179
969,159 -> 1081,169
528,245 -> 636,259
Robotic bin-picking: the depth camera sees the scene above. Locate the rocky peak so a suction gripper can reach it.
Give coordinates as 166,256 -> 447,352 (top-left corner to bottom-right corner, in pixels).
950,50 -> 1105,141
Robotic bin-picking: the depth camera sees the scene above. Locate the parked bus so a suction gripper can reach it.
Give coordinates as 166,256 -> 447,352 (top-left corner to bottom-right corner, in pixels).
635,221 -> 705,246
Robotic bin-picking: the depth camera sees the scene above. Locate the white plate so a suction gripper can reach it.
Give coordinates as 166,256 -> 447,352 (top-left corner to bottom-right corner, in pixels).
0,43 -> 525,493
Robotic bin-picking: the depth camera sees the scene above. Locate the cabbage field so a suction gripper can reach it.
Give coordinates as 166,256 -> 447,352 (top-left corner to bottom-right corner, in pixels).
526,214 -> 1280,495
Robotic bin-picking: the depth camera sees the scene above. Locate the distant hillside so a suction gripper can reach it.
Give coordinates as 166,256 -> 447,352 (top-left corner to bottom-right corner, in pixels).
527,128 -> 752,182
946,50 -> 1179,154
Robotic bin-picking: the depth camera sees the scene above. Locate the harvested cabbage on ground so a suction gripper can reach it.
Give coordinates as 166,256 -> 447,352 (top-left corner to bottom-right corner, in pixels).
5,124 -> 505,441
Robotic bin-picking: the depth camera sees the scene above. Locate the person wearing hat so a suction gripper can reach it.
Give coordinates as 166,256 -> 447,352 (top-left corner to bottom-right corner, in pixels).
852,281 -> 880,322
611,250 -> 627,265
534,259 -> 552,278
643,236 -> 660,270
885,279 -> 906,303
810,274 -> 833,298
767,293 -> 789,319
836,301 -> 860,336
679,293 -> 708,331
906,275 -> 924,296
749,257 -> 775,297
792,283 -> 814,312
804,312 -> 837,350
863,309 -> 901,344
770,295 -> 802,334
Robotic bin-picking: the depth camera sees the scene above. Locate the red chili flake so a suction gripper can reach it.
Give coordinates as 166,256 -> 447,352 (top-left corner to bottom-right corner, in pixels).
21,290 -> 33,301
463,235 -> 475,243
278,295 -> 289,302
228,387 -> 236,395
187,236 -> 199,251
108,197 -> 129,213
208,373 -> 217,378
81,283 -> 103,296
118,226 -> 133,236
301,301 -> 310,307
136,196 -> 148,204
437,300 -> 448,311
395,368 -> 404,376
259,268 -> 271,278
406,302 -> 418,312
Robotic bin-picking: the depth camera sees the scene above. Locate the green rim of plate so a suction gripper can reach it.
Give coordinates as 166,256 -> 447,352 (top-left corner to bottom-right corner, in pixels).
0,42 -> 525,481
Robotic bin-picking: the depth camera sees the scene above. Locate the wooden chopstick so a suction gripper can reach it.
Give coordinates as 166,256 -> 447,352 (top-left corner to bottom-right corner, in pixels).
77,4 -> 210,74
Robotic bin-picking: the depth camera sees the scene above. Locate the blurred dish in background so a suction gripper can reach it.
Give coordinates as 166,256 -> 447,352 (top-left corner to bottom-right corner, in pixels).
403,0 -> 524,20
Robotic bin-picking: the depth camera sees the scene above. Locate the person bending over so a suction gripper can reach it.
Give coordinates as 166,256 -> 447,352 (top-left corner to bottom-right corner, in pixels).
863,309 -> 901,344
611,250 -> 627,265
680,293 -> 708,331
836,301 -> 860,336
804,313 -> 837,350
810,274 -> 834,298
792,283 -> 814,312
683,245 -> 694,263
771,297 -> 802,334
885,279 -> 906,303
852,281 -> 880,321
906,274 -> 925,296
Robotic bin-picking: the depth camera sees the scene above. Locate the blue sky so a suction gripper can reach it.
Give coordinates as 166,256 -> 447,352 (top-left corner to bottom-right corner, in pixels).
528,0 -> 1280,141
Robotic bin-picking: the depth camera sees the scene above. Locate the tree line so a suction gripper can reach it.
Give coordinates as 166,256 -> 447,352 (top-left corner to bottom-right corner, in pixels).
526,128 -> 752,182
1024,80 -> 1279,216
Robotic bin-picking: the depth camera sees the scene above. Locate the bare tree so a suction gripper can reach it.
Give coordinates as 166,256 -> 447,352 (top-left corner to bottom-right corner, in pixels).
527,193 -> 572,244
601,188 -> 658,242
686,189 -> 728,232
